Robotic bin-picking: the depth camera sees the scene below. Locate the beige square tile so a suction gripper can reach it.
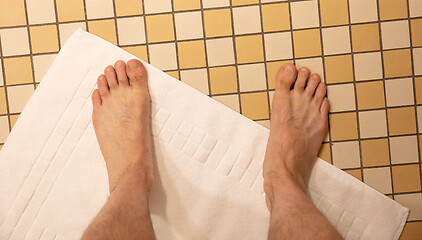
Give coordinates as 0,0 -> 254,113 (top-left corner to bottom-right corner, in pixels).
59,23 -> 87,45
177,40 -> 206,69
261,3 -> 290,32
268,90 -> 274,110
379,0 -> 408,21
30,25 -> 60,54
295,57 -> 324,82
0,0 -> 27,27
395,193 -> 422,221
235,35 -> 264,64
293,29 -> 322,58
390,136 -> 419,164
383,49 -> 412,78
165,70 -> 179,80
327,84 -> 356,113
173,0 -> 200,11
85,0 -> 114,19
9,114 -> 19,129
233,6 -> 262,35
33,54 -> 56,83
363,167 -> 392,194
117,16 -> 146,45
4,57 -> 34,85
392,164 -> 421,193
0,88 -> 7,114
385,78 -> 414,107
411,19 -> 422,47
387,106 -> 417,136
180,69 -> 209,95
0,28 -> 30,56
329,112 -> 359,141
144,0 -> 172,14
351,23 -> 380,52
381,20 -> 410,50
0,59 -> 3,86
56,0 -> 85,22
345,169 -> 362,181
26,0 -> 56,24
356,81 -> 385,110
332,141 -> 361,169
264,32 -> 292,61
203,9 -> 232,38
148,43 -> 177,71
115,0 -> 143,16
401,222 -> 422,239
414,48 -> 422,76
212,94 -> 240,113
209,66 -> 238,95
202,0 -> 229,9
322,26 -> 351,55
231,0 -> 258,6
324,55 -> 354,84
416,77 -> 422,105
318,143 -> 332,163
175,11 -> 203,41
240,92 -> 269,120
7,84 -> 34,114
206,38 -> 235,67
359,110 -> 388,138
319,0 -> 349,27
88,19 -> 117,45
0,116 -> 10,143
361,138 -> 390,167
266,60 -> 294,90
257,120 -> 270,129
290,0 -> 320,29
354,52 -> 383,81
418,106 -> 422,133
349,0 -> 378,24
145,14 -> 175,43
122,45 -> 148,62
238,63 -> 266,92
409,0 -> 422,17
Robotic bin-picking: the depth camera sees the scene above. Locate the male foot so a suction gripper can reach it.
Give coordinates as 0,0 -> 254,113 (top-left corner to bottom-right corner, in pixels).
263,63 -> 329,209
91,59 -> 154,193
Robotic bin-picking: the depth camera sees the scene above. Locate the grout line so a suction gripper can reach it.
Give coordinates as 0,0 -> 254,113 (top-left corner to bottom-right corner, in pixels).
112,0 -> 120,47
228,0 -> 242,115
22,0 -> 37,106
140,0 -> 151,63
199,0 -> 212,96
0,28 -> 12,137
52,0 -> 62,52
82,0 -> 89,31
170,0 -> 181,80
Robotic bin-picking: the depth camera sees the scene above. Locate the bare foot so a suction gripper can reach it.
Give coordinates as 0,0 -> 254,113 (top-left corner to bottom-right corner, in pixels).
263,63 -> 329,207
92,59 -> 154,193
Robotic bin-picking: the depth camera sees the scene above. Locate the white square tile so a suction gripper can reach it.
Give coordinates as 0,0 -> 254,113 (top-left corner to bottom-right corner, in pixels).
269,90 -> 274,110
7,84 -> 35,114
359,110 -> 388,138
295,57 -> 324,82
206,37 -> 235,67
0,59 -> 3,86
144,0 -> 172,14
0,116 -> 9,143
332,141 -> 361,169
264,32 -> 292,61
417,106 -> 422,133
33,54 -> 56,83
26,0 -> 56,24
59,23 -> 87,45
389,136 -> 419,164
409,0 -> 422,17
257,120 -> 270,129
212,94 -> 240,113
354,52 -> 383,81
238,63 -> 267,92
85,0 -> 114,19
175,11 -> 204,41
327,83 -> 356,112
117,16 -> 146,45
0,28 -> 30,57
349,0 -> 378,24
233,6 -> 262,35
363,167 -> 392,194
202,0 -> 230,9
290,0 -> 319,29
414,47 -> 422,76
148,43 -> 177,71
385,78 -> 414,107
322,26 -> 351,55
395,193 -> 422,221
381,20 -> 410,50
180,68 -> 209,95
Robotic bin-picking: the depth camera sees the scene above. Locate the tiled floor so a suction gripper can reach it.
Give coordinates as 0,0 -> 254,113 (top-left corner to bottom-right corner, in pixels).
0,0 -> 421,238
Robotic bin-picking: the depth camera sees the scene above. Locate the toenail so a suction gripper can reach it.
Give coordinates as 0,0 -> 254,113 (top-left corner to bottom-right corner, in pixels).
284,65 -> 294,74
128,61 -> 140,70
116,61 -> 124,67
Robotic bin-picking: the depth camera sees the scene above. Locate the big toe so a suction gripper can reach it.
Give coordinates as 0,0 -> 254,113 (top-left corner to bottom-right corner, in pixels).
275,63 -> 297,92
126,59 -> 147,90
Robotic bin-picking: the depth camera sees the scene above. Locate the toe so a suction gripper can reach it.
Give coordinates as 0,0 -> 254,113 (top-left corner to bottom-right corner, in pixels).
313,82 -> 327,105
97,74 -> 109,96
126,59 -> 147,89
305,73 -> 321,96
114,60 -> 129,86
104,65 -> 118,88
275,63 -> 297,92
92,89 -> 102,107
320,97 -> 330,116
294,67 -> 310,90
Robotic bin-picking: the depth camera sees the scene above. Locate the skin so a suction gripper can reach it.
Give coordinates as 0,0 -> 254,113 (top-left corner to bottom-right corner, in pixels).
82,60 -> 341,240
